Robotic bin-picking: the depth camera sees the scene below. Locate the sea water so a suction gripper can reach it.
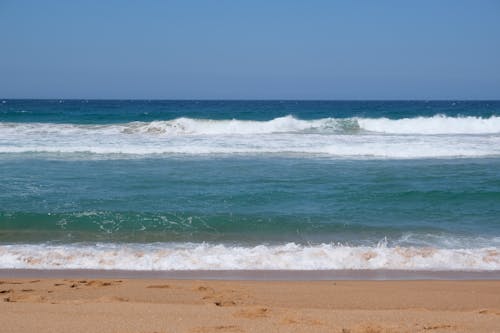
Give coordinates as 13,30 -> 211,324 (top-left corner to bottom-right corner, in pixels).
0,100 -> 499,270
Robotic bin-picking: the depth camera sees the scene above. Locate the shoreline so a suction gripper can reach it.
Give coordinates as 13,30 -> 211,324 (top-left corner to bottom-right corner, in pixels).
2,268 -> 500,280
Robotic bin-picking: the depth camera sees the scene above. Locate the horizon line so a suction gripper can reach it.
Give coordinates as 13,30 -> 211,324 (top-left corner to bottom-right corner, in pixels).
2,98 -> 500,102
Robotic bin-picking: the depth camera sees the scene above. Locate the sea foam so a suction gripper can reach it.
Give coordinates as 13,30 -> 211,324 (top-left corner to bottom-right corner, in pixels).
2,115 -> 500,135
357,115 -> 500,134
1,115 -> 500,158
0,243 -> 498,271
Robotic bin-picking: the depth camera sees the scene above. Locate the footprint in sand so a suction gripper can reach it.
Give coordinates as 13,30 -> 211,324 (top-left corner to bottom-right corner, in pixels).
196,286 -> 247,307
478,309 -> 500,316
233,307 -> 269,319
213,300 -> 237,307
423,324 -> 455,330
86,280 -> 113,287
190,325 -> 244,333
4,293 -> 46,303
0,281 -> 23,285
146,284 -> 171,289
67,280 -> 118,288
95,295 -> 129,303
281,316 -> 324,326
195,285 -> 215,293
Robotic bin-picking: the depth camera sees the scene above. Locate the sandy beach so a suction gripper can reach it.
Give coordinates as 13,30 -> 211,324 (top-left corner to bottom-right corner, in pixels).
1,277 -> 499,333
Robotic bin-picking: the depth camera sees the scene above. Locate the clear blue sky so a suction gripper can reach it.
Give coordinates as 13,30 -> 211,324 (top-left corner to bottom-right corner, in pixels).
1,0 -> 499,99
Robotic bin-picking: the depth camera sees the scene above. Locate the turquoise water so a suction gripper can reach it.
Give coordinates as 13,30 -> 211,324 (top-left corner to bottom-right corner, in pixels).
1,100 -> 499,270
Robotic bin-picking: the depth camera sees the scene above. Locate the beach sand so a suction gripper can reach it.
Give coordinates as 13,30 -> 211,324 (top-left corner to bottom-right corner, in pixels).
1,278 -> 500,332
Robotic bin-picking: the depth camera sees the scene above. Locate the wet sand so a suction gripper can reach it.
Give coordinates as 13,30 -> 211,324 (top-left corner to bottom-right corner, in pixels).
1,277 -> 499,332
2,268 -> 500,280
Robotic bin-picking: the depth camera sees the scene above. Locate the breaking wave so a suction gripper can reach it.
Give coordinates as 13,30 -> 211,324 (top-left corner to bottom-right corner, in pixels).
2,115 -> 500,135
1,115 -> 500,158
0,242 -> 498,271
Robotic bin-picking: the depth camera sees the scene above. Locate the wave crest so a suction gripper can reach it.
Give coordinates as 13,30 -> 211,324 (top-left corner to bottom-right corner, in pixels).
358,115 -> 500,134
126,115 -> 500,135
2,115 -> 500,136
2,115 -> 500,158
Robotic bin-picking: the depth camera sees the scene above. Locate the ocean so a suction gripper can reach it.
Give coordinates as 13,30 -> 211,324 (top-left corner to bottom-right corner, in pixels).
1,100 -> 499,271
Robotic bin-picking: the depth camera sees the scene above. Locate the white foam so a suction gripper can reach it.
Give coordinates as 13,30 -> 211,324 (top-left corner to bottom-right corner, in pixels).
122,115 -> 500,135
2,115 -> 500,136
358,115 -> 500,134
1,116 -> 500,158
0,243 -> 498,271
123,116 -> 330,135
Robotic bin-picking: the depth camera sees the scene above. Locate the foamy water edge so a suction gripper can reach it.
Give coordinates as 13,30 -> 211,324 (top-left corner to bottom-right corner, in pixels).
1,243 -> 498,271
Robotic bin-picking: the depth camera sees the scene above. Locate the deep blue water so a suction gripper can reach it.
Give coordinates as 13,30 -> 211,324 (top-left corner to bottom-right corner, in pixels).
2,100 -> 499,123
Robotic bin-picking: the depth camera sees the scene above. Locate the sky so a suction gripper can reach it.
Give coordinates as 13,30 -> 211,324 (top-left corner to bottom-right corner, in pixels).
1,0 -> 499,99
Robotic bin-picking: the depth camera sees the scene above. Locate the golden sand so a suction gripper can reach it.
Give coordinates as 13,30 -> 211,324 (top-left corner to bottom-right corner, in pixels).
1,279 -> 499,332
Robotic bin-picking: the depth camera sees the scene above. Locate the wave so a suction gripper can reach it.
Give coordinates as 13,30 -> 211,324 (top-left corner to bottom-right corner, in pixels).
1,115 -> 500,158
2,115 -> 500,135
358,115 -> 500,134
123,115 -> 500,135
0,242 -> 498,271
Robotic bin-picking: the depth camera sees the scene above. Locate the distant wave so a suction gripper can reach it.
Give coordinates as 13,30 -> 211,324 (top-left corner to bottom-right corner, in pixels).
2,115 -> 500,135
0,242 -> 498,271
357,115 -> 500,134
1,115 -> 500,158
125,114 -> 500,135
